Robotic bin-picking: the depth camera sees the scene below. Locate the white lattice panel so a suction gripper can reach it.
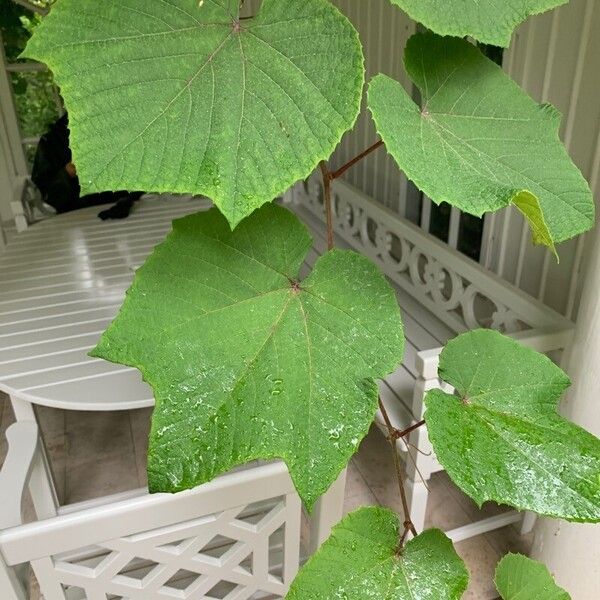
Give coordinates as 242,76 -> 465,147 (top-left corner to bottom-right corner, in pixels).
33,498 -> 297,600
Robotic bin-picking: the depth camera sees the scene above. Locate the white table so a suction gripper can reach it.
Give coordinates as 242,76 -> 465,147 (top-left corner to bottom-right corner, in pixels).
0,196 -> 208,413
0,195 -> 345,547
0,196 -> 209,516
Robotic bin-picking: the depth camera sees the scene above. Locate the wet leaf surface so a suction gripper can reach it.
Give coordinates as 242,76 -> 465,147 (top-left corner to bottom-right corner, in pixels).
425,329 -> 600,522
495,553 -> 570,599
91,204 -> 404,508
286,506 -> 468,599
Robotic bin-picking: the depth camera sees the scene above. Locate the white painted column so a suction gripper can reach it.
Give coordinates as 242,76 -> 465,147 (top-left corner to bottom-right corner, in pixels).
309,469 -> 347,554
531,226 -> 600,598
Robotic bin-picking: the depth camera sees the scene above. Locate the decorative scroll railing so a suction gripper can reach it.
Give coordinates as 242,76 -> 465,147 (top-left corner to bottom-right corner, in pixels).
292,174 -> 573,336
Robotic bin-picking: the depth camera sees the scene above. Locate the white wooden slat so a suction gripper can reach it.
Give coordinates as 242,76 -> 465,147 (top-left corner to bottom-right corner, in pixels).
0,299 -> 122,325
2,196 -> 202,235
0,348 -> 99,379
1,212 -> 179,244
0,202 -> 198,242
0,318 -> 111,350
1,224 -> 174,260
13,369 -> 152,411
0,280 -> 131,314
0,249 -> 152,283
1,206 -> 197,249
0,261 -> 139,290
0,334 -> 101,365
0,239 -> 159,276
0,200 -> 201,253
3,359 -> 132,392
0,306 -> 118,336
0,273 -> 133,301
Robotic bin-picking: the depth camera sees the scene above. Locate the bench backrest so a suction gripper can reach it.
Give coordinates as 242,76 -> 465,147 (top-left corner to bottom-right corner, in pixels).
0,423 -> 301,600
292,175 -> 573,337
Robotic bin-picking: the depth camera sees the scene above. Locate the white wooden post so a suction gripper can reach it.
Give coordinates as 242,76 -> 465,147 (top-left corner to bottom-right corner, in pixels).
531,227 -> 600,597
0,561 -> 27,600
9,397 -> 59,519
402,376 -> 438,534
308,469 -> 346,554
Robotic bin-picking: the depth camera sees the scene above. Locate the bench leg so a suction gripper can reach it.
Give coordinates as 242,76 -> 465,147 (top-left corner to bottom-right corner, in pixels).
309,468 -> 347,554
404,475 -> 429,534
520,511 -> 537,534
9,396 -> 59,519
0,559 -> 27,600
9,202 -> 27,233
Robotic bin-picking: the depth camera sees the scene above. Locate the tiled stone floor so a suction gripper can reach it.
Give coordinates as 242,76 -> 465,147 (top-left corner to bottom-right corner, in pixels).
0,392 -> 531,599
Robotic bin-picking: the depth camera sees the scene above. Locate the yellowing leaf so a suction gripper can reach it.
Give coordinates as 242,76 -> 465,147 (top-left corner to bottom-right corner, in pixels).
368,33 -> 594,249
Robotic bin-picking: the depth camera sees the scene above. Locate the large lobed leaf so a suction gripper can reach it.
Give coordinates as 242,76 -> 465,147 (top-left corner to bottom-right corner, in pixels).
386,0 -> 568,46
286,506 -> 468,599
495,553 -> 570,600
368,33 -> 594,251
91,204 -> 404,509
425,329 -> 600,522
23,0 -> 364,228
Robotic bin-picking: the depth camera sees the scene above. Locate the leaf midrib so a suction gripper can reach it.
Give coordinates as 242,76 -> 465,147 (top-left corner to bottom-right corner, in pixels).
424,110 -> 591,230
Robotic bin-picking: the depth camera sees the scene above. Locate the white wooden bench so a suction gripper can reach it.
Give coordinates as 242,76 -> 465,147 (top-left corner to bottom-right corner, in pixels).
0,422 -> 302,600
288,175 -> 575,541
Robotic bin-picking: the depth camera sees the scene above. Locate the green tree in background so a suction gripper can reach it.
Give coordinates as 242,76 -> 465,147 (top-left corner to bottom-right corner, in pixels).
1,0 -> 59,157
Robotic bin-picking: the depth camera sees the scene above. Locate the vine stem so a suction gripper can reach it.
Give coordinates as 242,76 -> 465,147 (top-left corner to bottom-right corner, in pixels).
229,6 -> 418,556
319,161 -> 335,251
391,419 -> 425,440
320,140 -> 419,547
330,139 -> 383,181
378,397 -> 418,547
318,140 -> 384,251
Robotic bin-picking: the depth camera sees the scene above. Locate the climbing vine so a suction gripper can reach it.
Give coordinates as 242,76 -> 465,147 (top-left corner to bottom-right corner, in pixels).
25,0 -> 596,597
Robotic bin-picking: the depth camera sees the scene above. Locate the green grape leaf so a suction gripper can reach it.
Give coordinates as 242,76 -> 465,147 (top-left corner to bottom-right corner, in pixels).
368,33 -> 594,248
495,553 -> 571,600
286,506 -> 468,599
90,204 -> 403,508
23,0 -> 364,228
425,329 -> 600,522
386,0 -> 568,46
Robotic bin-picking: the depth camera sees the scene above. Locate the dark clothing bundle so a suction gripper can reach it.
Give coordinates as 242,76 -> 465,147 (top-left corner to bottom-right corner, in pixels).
31,114 -> 142,218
